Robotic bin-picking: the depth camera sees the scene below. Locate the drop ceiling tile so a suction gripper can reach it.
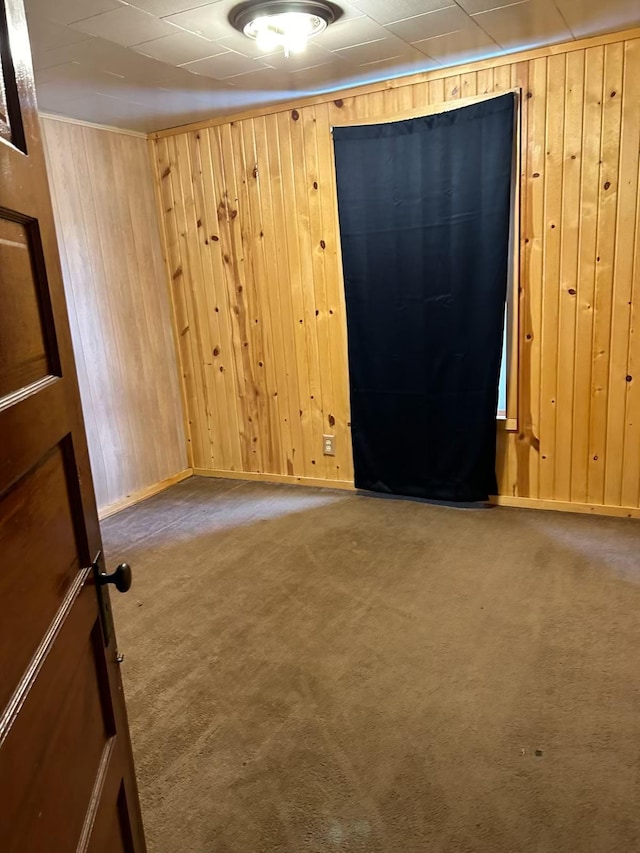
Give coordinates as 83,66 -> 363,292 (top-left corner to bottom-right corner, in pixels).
289,64 -> 356,90
386,6 -> 473,41
359,47 -> 438,66
364,54 -> 441,71
33,60 -> 132,104
161,63 -> 234,87
34,61 -> 120,91
225,67 -> 298,89
26,16 -> 93,52
350,0 -> 455,25
55,62 -> 128,88
213,31 -> 288,58
316,16 -> 391,51
25,0 -> 126,26
456,0 -> 527,14
334,37 -> 414,64
554,0 -> 640,37
471,0 -> 573,48
327,1 -> 368,22
182,50 -> 266,78
122,79 -> 226,111
164,1 -> 236,39
69,5 -> 180,46
35,81 -> 83,109
31,38 -> 106,70
39,95 -> 120,123
53,92 -> 155,129
33,65 -> 69,86
413,19 -> 499,61
92,43 -> 186,81
134,30 -> 226,63
258,43 -> 334,71
32,34 -> 185,82
125,0 -> 216,15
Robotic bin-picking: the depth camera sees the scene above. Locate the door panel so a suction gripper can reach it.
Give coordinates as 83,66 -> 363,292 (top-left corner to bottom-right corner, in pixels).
0,592 -> 111,852
0,443 -> 80,710
87,775 -> 136,853
0,0 -> 146,850
0,214 -> 58,397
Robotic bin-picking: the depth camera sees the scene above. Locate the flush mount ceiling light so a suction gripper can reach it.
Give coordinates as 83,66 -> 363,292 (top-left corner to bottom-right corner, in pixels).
230,1 -> 342,58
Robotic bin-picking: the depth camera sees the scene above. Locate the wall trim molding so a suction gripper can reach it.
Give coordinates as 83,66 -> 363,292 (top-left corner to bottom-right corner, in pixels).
490,495 -> 640,520
39,112 -> 147,138
192,468 -> 355,491
99,469 -> 193,520
150,25 -> 640,139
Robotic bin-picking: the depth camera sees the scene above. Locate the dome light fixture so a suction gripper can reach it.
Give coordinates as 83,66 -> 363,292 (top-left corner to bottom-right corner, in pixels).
230,1 -> 342,58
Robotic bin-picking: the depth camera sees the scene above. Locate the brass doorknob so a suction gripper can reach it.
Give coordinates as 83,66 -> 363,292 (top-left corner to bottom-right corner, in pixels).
99,562 -> 132,593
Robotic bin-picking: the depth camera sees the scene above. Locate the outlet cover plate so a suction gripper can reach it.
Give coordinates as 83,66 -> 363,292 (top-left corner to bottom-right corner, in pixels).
323,434 -> 335,456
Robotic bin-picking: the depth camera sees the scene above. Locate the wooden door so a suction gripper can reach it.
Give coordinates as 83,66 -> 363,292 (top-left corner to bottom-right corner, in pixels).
0,1 -> 146,850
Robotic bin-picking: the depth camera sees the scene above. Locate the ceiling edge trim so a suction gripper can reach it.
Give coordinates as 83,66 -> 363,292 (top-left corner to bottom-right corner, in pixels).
38,111 -> 147,139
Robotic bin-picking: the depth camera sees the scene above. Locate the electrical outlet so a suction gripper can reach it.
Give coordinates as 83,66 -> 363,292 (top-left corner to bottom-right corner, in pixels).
323,434 -> 335,456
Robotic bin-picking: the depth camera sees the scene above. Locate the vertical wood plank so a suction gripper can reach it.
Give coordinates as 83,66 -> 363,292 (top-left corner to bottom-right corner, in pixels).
174,132 -> 216,467
303,106 -> 333,480
538,53 -> 566,499
410,81 -> 429,108
607,39 -> 640,506
478,68 -> 494,94
316,102 -> 354,481
253,115 -> 293,475
224,120 -> 267,472
156,137 -> 198,468
554,50 -> 585,501
199,127 -> 245,471
277,109 -> 316,475
620,43 -> 640,507
460,71 -> 477,97
191,129 -> 238,471
494,64 -> 512,91
444,74 -> 462,100
239,118 -> 282,474
264,113 -> 307,476
586,43 -> 624,505
570,45 -> 605,502
212,123 -> 255,470
289,107 -> 326,475
521,56 -> 548,499
428,77 -> 445,104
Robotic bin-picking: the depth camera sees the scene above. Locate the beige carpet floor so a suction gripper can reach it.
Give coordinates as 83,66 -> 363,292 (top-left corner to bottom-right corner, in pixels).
102,476 -> 640,853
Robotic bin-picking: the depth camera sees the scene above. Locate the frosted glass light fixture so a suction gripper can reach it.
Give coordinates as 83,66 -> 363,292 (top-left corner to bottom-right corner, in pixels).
230,1 -> 340,58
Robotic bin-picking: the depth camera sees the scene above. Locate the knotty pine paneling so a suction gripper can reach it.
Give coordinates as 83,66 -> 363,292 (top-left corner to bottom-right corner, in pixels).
151,31 -> 640,515
42,117 -> 188,514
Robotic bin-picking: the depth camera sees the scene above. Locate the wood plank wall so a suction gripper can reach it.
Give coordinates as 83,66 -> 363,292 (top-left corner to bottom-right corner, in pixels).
150,29 -> 640,516
42,117 -> 188,516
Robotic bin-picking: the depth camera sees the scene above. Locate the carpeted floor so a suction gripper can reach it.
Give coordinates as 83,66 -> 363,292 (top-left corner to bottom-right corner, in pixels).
101,476 -> 640,853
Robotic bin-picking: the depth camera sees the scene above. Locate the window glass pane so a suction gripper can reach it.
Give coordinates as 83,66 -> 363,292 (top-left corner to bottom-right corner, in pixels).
497,316 -> 507,417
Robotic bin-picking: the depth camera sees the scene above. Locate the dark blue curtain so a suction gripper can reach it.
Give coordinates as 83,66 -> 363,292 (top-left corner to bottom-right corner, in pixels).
333,93 -> 515,502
